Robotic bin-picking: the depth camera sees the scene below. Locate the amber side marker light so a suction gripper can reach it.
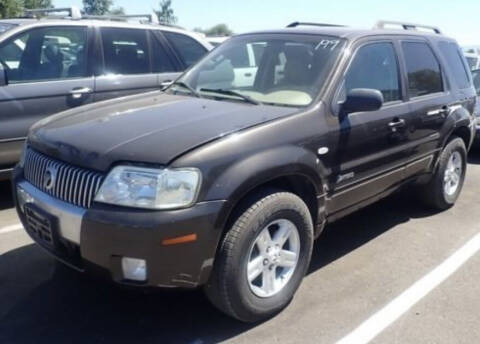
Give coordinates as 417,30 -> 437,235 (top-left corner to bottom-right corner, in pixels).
162,233 -> 198,246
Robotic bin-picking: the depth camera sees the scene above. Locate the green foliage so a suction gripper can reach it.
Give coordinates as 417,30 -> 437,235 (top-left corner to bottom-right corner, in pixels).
82,0 -> 113,15
155,0 -> 177,25
0,0 -> 22,19
23,0 -> 53,9
109,6 -> 125,15
197,24 -> 233,37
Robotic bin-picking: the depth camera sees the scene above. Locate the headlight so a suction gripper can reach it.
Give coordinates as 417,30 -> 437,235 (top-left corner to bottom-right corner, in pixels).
95,166 -> 201,210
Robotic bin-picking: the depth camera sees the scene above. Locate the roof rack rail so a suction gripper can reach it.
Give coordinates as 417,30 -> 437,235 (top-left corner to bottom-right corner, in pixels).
374,20 -> 442,34
23,6 -> 82,19
287,22 -> 346,28
82,13 -> 159,24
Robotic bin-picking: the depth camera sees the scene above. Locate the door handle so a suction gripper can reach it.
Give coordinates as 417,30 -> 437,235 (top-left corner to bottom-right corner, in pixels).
427,106 -> 449,116
388,118 -> 406,130
160,80 -> 173,89
70,87 -> 92,99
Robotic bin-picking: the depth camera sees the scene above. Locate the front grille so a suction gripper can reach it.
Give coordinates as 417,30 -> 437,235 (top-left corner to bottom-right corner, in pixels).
23,148 -> 104,208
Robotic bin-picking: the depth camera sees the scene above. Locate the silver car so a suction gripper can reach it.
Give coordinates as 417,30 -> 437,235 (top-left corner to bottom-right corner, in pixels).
0,11 -> 212,179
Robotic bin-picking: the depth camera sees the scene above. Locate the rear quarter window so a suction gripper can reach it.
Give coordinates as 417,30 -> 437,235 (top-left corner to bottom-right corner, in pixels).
438,41 -> 471,89
163,31 -> 207,67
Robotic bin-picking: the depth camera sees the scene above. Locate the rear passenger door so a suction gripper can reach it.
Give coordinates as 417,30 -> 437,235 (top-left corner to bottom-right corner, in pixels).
0,25 -> 93,167
399,40 -> 452,160
149,30 -> 184,88
94,27 -> 158,102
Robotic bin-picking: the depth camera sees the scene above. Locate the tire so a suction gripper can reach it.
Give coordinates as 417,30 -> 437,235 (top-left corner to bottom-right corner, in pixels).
421,137 -> 467,210
204,190 -> 314,322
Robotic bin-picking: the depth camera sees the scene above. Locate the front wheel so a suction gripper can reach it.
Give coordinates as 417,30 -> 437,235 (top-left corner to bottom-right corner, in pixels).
204,190 -> 314,322
421,137 -> 467,210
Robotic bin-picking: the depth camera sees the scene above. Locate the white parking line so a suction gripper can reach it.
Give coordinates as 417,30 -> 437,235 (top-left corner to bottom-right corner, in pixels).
0,223 -> 23,234
337,231 -> 480,344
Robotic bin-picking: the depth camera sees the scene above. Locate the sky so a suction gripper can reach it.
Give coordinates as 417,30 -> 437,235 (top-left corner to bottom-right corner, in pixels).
53,0 -> 480,46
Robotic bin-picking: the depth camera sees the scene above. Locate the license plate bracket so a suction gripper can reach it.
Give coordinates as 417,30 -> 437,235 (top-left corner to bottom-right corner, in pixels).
24,203 -> 60,249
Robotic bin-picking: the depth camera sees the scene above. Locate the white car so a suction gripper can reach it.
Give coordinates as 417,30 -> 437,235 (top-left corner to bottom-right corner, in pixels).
206,36 -> 229,47
464,52 -> 480,70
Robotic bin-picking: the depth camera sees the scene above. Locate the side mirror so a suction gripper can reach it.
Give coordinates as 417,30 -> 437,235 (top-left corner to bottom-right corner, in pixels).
340,88 -> 384,115
0,64 -> 7,86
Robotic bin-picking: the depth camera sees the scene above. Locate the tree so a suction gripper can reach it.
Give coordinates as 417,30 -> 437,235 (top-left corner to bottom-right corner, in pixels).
82,0 -> 113,15
155,0 -> 177,25
0,0 -> 22,19
23,0 -> 53,9
109,6 -> 125,15
197,24 -> 233,37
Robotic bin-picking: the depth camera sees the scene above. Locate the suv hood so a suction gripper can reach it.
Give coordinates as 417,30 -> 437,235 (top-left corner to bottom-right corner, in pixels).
29,92 -> 297,171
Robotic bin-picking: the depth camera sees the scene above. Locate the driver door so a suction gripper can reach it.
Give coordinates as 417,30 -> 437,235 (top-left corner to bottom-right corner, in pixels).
328,40 -> 413,213
0,25 -> 94,168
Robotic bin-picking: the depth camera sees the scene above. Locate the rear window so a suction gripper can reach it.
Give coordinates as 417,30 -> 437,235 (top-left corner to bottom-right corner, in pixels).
402,42 -> 443,98
101,28 -> 150,75
438,42 -> 471,89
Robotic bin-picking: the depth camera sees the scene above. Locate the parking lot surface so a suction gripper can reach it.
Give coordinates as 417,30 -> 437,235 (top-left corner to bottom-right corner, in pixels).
0,153 -> 479,344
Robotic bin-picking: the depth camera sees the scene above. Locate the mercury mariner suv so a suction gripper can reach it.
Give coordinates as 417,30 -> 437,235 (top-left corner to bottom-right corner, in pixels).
13,21 -> 476,322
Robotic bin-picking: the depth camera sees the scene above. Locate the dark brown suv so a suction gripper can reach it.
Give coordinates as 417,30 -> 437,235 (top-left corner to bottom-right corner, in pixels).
12,21 -> 476,322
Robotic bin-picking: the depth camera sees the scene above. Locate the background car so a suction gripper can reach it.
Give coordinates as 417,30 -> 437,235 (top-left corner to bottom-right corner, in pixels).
206,36 -> 229,47
472,69 -> 480,145
0,8 -> 212,180
464,52 -> 480,70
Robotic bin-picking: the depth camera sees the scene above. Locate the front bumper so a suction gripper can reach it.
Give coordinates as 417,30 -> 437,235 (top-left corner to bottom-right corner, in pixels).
12,167 -> 228,288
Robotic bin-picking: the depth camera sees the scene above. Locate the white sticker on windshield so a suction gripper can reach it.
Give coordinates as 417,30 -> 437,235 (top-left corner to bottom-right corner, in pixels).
315,39 -> 341,51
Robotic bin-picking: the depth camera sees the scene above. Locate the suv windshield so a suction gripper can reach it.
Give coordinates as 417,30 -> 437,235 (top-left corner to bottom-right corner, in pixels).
0,23 -> 16,34
170,34 -> 345,107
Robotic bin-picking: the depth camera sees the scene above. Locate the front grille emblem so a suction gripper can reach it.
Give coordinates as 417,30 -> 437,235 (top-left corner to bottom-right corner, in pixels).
43,166 -> 58,191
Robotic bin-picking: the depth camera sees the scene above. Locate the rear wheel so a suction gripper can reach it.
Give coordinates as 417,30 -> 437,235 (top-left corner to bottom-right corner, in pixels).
205,190 -> 314,322
421,137 -> 467,210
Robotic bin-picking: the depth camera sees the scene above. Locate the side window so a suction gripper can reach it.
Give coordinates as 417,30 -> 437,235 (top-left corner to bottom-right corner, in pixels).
438,42 -> 471,89
101,28 -> 150,75
163,31 -> 207,67
150,34 -> 175,73
0,26 -> 88,83
402,42 -> 443,97
345,42 -> 401,103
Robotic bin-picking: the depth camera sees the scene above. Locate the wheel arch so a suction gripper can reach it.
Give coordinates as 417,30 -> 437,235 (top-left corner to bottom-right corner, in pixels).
441,106 -> 474,150
210,146 -> 328,241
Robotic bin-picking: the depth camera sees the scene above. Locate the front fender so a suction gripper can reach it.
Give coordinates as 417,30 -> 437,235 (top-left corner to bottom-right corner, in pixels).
203,145 -> 327,203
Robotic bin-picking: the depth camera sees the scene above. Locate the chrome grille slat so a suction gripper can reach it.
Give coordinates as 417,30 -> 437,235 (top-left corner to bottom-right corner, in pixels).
83,172 -> 93,208
23,148 -> 104,209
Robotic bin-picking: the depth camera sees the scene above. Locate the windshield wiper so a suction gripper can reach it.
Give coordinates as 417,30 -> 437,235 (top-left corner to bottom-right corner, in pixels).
169,81 -> 201,98
200,88 -> 260,105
